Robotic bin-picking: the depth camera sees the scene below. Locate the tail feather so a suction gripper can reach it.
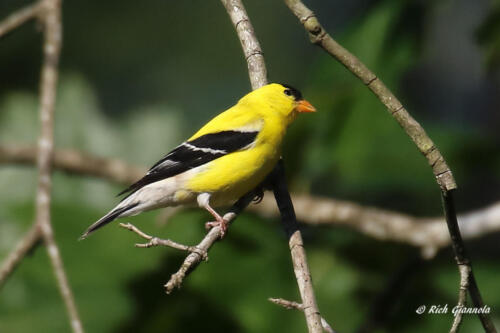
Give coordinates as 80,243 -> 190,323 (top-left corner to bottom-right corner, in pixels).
79,202 -> 140,240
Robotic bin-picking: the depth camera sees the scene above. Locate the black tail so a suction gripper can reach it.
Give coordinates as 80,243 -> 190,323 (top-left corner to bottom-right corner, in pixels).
79,202 -> 139,240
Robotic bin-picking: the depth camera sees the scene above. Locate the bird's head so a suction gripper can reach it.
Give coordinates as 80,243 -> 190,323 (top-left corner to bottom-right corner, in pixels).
240,83 -> 316,124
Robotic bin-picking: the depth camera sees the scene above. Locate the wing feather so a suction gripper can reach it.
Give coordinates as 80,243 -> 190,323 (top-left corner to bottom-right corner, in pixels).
118,130 -> 259,198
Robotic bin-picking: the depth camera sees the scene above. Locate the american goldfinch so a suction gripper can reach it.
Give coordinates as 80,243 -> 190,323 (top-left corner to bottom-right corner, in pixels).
80,83 -> 315,239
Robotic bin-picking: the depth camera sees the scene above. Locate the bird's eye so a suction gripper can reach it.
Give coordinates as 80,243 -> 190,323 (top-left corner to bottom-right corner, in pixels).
284,89 -> 292,96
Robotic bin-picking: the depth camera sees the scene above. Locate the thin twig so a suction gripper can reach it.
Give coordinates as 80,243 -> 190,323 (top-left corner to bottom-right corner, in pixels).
119,223 -> 208,259
269,298 -> 335,333
3,144 -> 500,256
0,2 -> 42,39
0,225 -> 41,289
34,0 -> 84,332
164,191 -> 255,293
284,1 -> 496,331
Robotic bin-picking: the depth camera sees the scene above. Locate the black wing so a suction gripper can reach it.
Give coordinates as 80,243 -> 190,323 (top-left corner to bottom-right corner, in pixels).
118,130 -> 258,198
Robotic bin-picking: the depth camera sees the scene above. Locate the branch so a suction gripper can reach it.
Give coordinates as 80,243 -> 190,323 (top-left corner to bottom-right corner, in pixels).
441,191 -> 494,332
283,1 -> 496,331
220,0 -> 267,90
251,194 -> 500,259
0,225 -> 41,289
0,2 -> 41,39
164,192 -> 255,293
119,222 -> 207,258
268,161 -> 323,332
33,0 -> 84,332
2,144 -> 500,256
0,143 -> 144,184
283,0 -> 454,192
450,264 -> 471,333
268,298 -> 335,333
221,1 -> 323,331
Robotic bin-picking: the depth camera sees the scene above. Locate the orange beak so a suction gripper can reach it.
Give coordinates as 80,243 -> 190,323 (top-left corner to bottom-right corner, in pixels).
296,99 -> 316,113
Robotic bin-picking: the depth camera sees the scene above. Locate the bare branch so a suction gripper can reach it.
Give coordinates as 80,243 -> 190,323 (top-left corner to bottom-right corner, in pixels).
220,0 -> 267,89
164,191 -> 255,294
33,0 -> 83,332
0,143 -> 144,184
283,0 -> 455,192
269,298 -> 335,333
165,227 -> 220,294
2,144 -> 500,256
441,191 -> 495,332
0,2 -> 42,39
252,195 -> 500,258
450,264 -> 471,333
0,225 -> 41,289
119,223 -> 208,259
269,161 -> 323,333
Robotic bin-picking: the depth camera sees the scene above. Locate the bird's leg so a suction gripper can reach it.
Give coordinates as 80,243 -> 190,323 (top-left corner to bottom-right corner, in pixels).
204,205 -> 229,238
197,193 -> 229,238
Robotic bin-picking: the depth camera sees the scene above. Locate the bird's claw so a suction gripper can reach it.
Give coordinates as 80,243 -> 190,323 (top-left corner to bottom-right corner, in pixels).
205,219 -> 229,238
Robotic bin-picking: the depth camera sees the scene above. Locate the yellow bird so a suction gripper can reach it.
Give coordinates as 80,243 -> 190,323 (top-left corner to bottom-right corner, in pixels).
80,83 -> 315,239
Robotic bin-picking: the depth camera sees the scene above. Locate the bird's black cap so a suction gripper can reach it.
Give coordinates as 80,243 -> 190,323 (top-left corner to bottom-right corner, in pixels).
281,83 -> 303,101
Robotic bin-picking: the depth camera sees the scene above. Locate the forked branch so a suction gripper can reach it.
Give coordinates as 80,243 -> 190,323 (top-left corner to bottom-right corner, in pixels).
269,298 -> 335,333
0,1 -> 84,332
164,192 -> 255,293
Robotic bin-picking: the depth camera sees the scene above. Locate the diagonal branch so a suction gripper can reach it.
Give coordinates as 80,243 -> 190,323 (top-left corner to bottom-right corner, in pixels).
164,191 -> 256,293
283,0 -> 454,192
268,160 -> 323,333
0,2 -> 42,39
220,0 -> 267,89
0,224 -> 41,289
441,191 -> 494,332
119,222 -> 208,257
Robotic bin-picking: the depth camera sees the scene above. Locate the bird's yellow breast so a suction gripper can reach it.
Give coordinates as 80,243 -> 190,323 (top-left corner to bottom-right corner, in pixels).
186,115 -> 286,206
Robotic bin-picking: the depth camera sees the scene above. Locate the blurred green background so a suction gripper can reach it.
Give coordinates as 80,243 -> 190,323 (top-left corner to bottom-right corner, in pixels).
1,0 -> 499,332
